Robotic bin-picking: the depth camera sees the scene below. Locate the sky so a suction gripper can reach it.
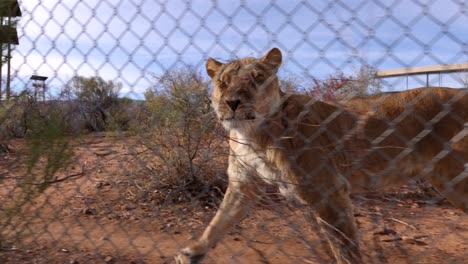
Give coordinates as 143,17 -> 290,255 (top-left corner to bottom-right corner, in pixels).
4,0 -> 468,99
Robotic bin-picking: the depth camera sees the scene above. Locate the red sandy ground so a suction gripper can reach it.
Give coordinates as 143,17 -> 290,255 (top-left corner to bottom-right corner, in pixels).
1,134 -> 467,264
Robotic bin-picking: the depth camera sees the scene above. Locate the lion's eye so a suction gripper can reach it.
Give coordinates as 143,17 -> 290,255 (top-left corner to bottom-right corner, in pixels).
219,81 -> 228,89
254,73 -> 265,82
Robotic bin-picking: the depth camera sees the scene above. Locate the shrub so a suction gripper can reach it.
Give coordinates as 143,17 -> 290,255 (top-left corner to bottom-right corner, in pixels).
301,64 -> 383,101
0,91 -> 33,138
105,97 -> 138,131
137,67 -> 227,205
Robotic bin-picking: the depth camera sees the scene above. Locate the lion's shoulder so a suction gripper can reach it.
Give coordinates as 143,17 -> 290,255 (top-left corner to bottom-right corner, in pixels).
280,94 -> 343,120
252,94 -> 356,148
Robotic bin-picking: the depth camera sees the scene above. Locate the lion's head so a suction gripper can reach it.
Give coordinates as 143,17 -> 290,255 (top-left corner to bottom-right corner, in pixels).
206,48 -> 283,131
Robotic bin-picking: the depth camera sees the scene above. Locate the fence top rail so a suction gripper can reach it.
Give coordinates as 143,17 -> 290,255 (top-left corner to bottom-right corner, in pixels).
376,63 -> 468,78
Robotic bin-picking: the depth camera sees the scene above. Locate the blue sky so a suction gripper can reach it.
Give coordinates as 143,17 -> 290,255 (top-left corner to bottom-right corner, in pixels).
6,0 -> 468,99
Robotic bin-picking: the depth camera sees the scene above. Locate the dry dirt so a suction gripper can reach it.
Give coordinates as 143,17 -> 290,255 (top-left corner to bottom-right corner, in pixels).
1,133 -> 467,264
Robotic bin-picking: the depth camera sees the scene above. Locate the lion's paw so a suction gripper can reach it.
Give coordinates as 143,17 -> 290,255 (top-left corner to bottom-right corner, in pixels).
174,248 -> 205,264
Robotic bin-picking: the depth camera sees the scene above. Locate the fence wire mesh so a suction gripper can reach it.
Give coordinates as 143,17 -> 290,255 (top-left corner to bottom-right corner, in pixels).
1,0 -> 467,263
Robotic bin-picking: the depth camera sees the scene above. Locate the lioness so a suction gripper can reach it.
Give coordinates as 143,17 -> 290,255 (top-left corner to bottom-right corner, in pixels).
175,48 -> 468,264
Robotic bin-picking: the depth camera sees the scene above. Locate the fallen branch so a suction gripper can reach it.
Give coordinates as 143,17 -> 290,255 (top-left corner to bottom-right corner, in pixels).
0,247 -> 21,252
359,211 -> 417,230
27,165 -> 86,185
380,196 -> 405,204
0,143 -> 14,154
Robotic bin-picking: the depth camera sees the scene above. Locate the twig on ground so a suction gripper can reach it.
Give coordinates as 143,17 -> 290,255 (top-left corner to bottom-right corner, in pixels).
387,217 -> 417,230
0,247 -> 21,251
0,143 -> 13,154
189,219 -> 204,226
252,240 -> 274,244
133,180 -> 144,191
381,196 -> 405,204
103,148 -> 152,162
359,211 -> 417,230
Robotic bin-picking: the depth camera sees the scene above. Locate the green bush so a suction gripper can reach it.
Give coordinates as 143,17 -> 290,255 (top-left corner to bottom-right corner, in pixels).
138,67 -> 227,204
1,94 -> 74,247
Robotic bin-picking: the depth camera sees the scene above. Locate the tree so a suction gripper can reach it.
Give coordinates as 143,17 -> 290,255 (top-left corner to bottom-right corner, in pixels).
62,76 -> 122,131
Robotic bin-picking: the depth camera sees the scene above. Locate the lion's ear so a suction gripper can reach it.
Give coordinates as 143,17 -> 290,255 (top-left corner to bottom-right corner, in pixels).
260,48 -> 282,70
206,58 -> 224,79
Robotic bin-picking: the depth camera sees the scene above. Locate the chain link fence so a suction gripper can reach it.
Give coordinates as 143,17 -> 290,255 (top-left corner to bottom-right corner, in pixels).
1,0 -> 467,263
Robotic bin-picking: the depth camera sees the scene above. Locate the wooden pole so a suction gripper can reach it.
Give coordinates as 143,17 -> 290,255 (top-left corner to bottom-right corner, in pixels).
0,43 -> 3,101
33,82 -> 37,101
0,16 -> 3,101
6,16 -> 11,101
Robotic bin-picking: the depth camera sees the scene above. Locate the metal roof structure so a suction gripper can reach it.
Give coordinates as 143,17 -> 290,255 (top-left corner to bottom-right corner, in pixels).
0,25 -> 18,44
0,0 -> 22,17
376,63 -> 468,78
376,63 -> 468,88
30,75 -> 49,81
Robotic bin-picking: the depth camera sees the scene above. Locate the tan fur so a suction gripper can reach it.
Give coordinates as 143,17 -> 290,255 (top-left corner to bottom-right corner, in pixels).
175,48 -> 468,264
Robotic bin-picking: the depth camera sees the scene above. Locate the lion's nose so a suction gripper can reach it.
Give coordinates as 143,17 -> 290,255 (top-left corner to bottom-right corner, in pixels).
226,99 -> 241,112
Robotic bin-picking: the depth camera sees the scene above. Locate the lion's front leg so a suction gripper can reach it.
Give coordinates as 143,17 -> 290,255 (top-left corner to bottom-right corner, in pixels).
310,187 -> 362,264
175,182 -> 257,264
315,195 -> 361,263
296,166 -> 362,264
